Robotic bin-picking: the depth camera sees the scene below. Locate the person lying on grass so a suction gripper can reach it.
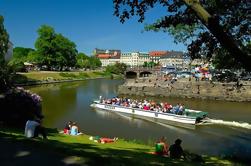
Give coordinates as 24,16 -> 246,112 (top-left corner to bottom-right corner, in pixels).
89,136 -> 118,144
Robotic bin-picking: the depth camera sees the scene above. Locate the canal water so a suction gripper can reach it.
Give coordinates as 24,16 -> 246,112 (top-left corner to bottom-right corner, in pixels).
27,78 -> 251,161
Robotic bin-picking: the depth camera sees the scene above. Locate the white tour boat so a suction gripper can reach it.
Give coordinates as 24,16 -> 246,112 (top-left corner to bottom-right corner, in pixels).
90,99 -> 208,128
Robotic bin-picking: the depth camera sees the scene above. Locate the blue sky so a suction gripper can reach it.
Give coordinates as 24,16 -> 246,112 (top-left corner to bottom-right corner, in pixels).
1,0 -> 186,55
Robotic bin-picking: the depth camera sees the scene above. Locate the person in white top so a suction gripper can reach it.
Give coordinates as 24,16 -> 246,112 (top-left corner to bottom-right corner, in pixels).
24,118 -> 47,139
24,119 -> 40,138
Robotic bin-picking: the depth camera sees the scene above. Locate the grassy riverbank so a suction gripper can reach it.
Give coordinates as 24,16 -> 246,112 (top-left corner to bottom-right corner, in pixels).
13,71 -> 123,85
0,128 -> 242,166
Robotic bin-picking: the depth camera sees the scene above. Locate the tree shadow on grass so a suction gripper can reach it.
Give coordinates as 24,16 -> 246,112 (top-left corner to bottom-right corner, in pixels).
0,129 -> 236,166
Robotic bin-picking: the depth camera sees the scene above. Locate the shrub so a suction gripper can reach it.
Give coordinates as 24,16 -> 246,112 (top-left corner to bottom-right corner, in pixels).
0,87 -> 43,128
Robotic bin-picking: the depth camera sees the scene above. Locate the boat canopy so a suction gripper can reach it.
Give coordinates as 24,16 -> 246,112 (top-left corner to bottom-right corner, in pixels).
185,109 -> 207,118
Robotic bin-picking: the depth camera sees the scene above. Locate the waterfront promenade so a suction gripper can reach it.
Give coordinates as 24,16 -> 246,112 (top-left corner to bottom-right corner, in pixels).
118,77 -> 251,102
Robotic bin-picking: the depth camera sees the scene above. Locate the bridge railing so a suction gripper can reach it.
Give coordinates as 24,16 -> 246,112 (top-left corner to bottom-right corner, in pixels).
126,67 -> 161,71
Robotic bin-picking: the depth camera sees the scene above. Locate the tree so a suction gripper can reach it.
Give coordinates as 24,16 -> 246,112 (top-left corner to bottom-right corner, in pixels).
143,61 -> 157,67
0,15 -> 13,93
8,47 -> 34,71
76,52 -> 90,68
34,25 -> 77,70
0,16 -> 9,65
89,56 -> 102,69
113,0 -> 251,71
105,63 -> 127,74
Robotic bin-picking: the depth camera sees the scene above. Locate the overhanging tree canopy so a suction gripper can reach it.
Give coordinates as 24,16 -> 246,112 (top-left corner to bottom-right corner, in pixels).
113,0 -> 251,71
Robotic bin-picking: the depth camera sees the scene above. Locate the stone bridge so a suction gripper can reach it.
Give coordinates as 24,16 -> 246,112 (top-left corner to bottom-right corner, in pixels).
125,67 -> 161,79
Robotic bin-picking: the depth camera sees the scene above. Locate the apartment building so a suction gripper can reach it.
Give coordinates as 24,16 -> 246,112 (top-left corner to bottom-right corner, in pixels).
159,51 -> 184,69
120,52 -> 150,67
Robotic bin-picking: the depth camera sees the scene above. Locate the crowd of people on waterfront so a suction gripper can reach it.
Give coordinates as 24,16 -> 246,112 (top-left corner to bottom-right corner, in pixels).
100,96 -> 186,115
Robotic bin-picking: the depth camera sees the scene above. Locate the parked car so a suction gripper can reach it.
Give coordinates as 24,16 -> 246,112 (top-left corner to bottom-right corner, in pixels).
161,66 -> 176,74
240,73 -> 251,81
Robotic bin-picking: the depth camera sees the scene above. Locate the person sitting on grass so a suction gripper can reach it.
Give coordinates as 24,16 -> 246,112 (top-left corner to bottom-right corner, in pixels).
169,139 -> 186,159
155,136 -> 169,155
63,121 -> 72,134
70,122 -> 83,136
25,117 -> 47,139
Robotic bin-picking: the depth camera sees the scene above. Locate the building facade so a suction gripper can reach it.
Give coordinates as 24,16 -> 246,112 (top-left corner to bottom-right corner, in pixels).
97,54 -> 120,67
120,52 -> 150,67
149,51 -> 169,64
93,48 -> 121,57
159,51 -> 184,69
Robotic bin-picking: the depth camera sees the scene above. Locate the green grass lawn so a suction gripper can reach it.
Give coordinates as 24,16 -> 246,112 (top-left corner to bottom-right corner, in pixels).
13,71 -> 120,84
0,128 -> 241,166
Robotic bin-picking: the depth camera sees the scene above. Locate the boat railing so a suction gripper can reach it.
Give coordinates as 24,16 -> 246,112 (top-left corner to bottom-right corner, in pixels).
93,101 -> 199,119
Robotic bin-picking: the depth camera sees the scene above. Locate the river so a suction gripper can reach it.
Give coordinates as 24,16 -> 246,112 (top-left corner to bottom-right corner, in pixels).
27,78 -> 251,161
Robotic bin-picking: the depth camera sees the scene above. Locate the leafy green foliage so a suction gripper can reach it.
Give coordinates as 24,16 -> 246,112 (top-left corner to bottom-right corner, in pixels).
0,15 -> 15,93
34,25 -> 77,70
89,56 -> 102,69
8,47 -> 35,72
0,15 -> 9,65
76,52 -> 90,68
143,61 -> 157,67
105,63 -> 127,75
113,0 -> 251,70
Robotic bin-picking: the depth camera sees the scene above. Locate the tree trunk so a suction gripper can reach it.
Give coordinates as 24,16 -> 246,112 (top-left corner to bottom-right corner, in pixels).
184,0 -> 251,71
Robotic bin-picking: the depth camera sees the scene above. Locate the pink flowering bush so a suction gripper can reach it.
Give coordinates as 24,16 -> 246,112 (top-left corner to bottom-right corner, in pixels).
0,87 -> 44,127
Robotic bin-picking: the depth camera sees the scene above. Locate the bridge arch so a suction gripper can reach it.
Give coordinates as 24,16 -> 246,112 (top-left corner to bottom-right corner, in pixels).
139,71 -> 152,77
125,71 -> 137,79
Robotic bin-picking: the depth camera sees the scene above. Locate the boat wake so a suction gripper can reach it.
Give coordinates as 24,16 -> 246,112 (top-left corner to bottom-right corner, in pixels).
201,119 -> 251,130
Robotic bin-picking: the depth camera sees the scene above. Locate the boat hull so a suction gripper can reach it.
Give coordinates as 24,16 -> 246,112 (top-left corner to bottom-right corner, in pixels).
91,102 -> 198,126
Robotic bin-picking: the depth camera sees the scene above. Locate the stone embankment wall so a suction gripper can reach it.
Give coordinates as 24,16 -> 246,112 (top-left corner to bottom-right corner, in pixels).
118,77 -> 251,102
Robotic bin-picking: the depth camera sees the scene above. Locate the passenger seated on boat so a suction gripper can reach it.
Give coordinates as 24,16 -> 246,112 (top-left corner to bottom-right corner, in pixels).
138,103 -> 143,109
107,100 -> 112,104
155,137 -> 169,155
178,104 -> 185,115
143,105 -> 150,110
173,104 -> 180,114
131,102 -> 137,108
165,103 -> 173,111
115,100 -> 120,105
